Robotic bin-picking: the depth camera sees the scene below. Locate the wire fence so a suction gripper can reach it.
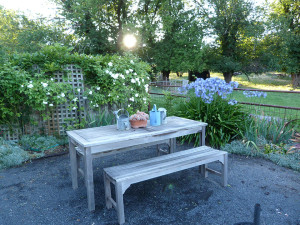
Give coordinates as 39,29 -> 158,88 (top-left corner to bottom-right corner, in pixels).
149,83 -> 300,122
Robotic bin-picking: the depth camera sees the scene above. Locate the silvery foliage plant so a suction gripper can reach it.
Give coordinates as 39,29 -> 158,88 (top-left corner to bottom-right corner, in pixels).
178,77 -> 239,104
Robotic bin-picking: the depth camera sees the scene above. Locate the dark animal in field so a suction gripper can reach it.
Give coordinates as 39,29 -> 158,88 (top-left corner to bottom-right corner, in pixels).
188,70 -> 210,82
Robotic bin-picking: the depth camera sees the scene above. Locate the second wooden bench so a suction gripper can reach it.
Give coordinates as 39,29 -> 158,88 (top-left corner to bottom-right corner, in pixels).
103,146 -> 228,224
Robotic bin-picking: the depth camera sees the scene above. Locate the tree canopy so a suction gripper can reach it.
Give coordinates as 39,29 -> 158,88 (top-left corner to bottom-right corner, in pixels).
0,0 -> 299,86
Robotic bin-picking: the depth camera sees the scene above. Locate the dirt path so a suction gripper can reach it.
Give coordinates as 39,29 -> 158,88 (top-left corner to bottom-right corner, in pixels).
0,144 -> 299,225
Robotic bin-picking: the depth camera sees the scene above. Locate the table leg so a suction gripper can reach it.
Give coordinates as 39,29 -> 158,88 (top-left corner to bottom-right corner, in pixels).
199,126 -> 207,174
84,147 -> 95,211
169,138 -> 176,153
69,138 -> 78,189
200,126 -> 206,146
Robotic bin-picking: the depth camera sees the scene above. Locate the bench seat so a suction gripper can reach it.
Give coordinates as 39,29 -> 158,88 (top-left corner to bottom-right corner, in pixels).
103,146 -> 228,224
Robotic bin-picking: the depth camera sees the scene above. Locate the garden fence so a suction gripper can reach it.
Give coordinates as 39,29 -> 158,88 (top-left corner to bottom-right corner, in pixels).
0,65 -> 87,140
149,83 -> 300,122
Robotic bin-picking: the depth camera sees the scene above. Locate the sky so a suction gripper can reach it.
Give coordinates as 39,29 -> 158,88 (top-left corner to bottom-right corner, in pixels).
0,0 -> 58,19
0,0 -> 268,20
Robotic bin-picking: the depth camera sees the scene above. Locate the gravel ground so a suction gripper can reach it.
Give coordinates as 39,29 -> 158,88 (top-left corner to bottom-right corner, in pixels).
0,143 -> 299,225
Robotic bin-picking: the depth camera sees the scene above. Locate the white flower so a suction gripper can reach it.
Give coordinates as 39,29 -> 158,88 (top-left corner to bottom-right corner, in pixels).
43,101 -> 48,105
117,96 -> 119,98
143,97 -> 147,101
61,93 -> 65,97
46,92 -> 50,95
49,103 -> 53,107
126,70 -> 129,74
135,78 -> 139,81
72,107 -> 77,110
129,97 -> 134,102
144,84 -> 149,92
111,73 -> 119,79
135,93 -> 139,97
128,104 -> 131,107
131,78 -> 136,83
29,81 -> 32,83
120,74 -> 125,79
27,84 -> 33,88
73,97 -> 78,102
134,72 -> 137,76
77,88 -> 80,92
108,62 -> 113,67
142,79 -> 144,82
21,85 -> 24,88
105,70 -> 110,74
89,91 -> 92,95
129,69 -> 133,72
57,96 -> 61,99
41,82 -> 48,88
50,78 -> 54,81
95,104 -> 99,107
123,83 -> 125,85
130,60 -> 134,64
109,71 -> 113,76
108,94 -> 111,97
131,88 -> 133,91
96,87 -> 100,90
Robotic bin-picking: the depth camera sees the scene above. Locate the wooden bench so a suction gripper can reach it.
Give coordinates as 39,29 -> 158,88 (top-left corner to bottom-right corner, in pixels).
103,146 -> 228,224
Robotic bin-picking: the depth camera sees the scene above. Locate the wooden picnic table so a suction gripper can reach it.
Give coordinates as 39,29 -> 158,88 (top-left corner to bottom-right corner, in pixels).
66,116 -> 207,211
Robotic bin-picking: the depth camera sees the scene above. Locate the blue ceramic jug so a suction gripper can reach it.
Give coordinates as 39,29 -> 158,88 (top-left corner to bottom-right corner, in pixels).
150,104 -> 161,126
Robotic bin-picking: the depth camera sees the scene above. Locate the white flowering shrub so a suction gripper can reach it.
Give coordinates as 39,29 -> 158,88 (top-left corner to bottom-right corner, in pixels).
83,54 -> 150,114
1,45 -> 151,129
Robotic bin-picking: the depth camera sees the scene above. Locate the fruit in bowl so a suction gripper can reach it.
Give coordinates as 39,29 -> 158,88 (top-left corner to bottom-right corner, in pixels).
129,111 -> 149,128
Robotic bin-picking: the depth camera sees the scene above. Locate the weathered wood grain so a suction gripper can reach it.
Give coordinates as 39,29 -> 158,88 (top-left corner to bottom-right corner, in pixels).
103,146 -> 228,224
67,116 -> 207,212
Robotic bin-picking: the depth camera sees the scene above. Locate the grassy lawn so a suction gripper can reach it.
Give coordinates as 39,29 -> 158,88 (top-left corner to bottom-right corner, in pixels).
151,72 -> 300,121
164,72 -> 300,108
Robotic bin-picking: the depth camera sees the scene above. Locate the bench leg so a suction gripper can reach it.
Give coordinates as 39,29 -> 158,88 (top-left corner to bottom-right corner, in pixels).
115,183 -> 125,224
222,153 -> 228,187
199,164 -> 208,178
104,173 -> 112,209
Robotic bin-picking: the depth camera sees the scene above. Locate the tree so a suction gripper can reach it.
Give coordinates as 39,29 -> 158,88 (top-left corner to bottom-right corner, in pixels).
268,0 -> 300,88
152,0 -> 204,80
0,6 -> 74,54
195,0 -> 258,82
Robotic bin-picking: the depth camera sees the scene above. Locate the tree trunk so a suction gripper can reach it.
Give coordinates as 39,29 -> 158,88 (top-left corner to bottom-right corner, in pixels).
291,73 -> 300,88
162,70 -> 170,81
223,72 -> 233,83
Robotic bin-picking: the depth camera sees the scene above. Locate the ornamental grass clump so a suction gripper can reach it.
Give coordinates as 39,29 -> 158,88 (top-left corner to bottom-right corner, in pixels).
175,78 -> 246,147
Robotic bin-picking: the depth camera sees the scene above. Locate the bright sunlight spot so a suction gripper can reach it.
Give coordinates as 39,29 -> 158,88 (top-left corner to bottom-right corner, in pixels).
123,34 -> 137,49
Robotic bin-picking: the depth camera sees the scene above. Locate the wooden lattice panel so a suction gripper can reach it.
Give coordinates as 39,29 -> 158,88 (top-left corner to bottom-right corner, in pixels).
45,65 -> 86,136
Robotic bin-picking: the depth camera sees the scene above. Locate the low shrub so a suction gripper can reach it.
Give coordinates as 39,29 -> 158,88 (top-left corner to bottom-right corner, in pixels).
221,140 -> 300,171
19,135 -> 67,152
174,78 -> 247,147
0,137 -> 29,170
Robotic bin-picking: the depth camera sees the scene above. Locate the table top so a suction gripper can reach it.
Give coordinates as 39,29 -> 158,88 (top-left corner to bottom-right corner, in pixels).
67,116 -> 207,148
